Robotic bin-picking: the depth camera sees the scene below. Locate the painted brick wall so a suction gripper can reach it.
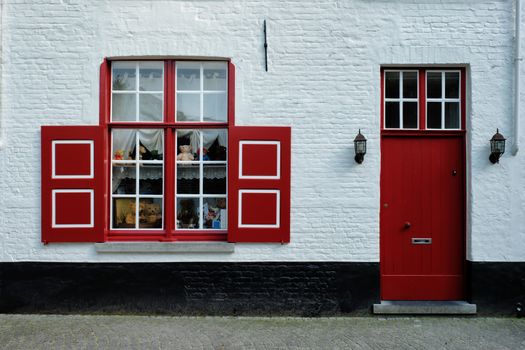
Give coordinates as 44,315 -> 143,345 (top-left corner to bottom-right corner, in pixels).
0,0 -> 523,262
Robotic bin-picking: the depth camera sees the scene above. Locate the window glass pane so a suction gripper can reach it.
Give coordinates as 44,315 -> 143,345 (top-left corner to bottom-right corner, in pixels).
112,94 -> 136,121
445,72 -> 460,98
385,102 -> 400,128
403,102 -> 418,129
139,62 -> 163,91
177,93 -> 200,121
203,129 -> 227,161
203,165 -> 226,194
427,102 -> 442,128
403,72 -> 418,98
177,129 -> 199,161
112,62 -> 136,91
177,198 -> 200,229
112,164 -> 136,194
203,198 -> 227,229
385,72 -> 400,98
177,164 -> 199,194
204,62 -> 227,91
139,93 -> 163,122
138,129 -> 164,160
445,102 -> 460,129
139,198 -> 162,229
113,198 -> 136,229
112,129 -> 137,160
427,72 -> 442,98
203,93 -> 227,122
139,165 -> 163,195
177,63 -> 200,91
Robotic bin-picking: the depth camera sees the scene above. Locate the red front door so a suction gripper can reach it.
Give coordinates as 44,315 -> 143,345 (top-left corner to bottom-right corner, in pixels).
380,135 -> 465,300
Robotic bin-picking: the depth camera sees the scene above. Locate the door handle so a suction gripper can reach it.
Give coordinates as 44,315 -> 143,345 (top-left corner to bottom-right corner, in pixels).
412,238 -> 432,245
404,222 -> 411,229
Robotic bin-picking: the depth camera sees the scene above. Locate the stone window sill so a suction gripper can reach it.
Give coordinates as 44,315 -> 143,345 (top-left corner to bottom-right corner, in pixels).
95,242 -> 235,253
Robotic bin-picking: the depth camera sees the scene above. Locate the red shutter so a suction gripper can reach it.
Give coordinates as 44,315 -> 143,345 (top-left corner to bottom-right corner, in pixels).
41,125 -> 105,243
228,126 -> 291,243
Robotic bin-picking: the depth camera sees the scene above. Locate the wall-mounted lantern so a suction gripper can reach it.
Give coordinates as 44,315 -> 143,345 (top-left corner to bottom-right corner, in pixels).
354,129 -> 367,164
489,129 -> 506,164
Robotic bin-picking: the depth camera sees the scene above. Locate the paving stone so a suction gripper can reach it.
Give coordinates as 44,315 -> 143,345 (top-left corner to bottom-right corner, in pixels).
0,315 -> 524,350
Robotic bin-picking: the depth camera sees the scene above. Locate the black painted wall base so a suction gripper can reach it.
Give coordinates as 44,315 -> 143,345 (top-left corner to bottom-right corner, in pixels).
467,261 -> 525,316
1,262 -> 523,315
0,262 -> 379,316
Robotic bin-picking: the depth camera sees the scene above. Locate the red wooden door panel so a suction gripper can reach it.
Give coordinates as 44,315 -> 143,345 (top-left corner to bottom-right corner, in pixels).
228,126 -> 291,243
41,125 -> 105,243
380,136 -> 465,300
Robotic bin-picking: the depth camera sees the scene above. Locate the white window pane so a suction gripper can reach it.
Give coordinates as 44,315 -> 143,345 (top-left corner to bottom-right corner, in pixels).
203,93 -> 227,122
204,62 -> 227,91
202,129 -> 227,161
177,63 -> 201,91
427,72 -> 442,98
203,198 -> 227,229
385,72 -> 400,98
445,102 -> 460,129
112,129 -> 137,160
139,94 -> 163,122
177,198 -> 200,229
138,129 -> 164,160
139,62 -> 163,91
139,198 -> 163,229
112,62 -> 136,91
177,94 -> 200,121
445,72 -> 460,98
112,164 -> 136,194
112,94 -> 136,121
113,198 -> 136,229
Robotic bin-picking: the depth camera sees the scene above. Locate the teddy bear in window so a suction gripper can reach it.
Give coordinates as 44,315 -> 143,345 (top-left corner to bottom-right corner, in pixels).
177,145 -> 194,161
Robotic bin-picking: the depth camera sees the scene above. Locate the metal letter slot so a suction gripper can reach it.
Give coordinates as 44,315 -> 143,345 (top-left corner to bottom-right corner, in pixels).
412,238 -> 432,245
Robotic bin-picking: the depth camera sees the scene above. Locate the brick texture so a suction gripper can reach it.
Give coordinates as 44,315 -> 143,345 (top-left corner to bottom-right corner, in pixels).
0,0 -> 523,262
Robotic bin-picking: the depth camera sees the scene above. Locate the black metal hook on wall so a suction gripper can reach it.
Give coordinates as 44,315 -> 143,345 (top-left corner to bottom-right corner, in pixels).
264,20 -> 268,72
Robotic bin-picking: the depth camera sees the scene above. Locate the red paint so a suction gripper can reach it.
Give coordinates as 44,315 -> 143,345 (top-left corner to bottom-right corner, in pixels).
55,192 -> 92,225
41,126 -> 105,243
380,67 -> 467,300
380,136 -> 465,300
54,143 -> 91,176
228,126 -> 291,243
241,192 -> 278,225
43,59 -> 292,244
241,144 -> 278,177
228,61 -> 236,127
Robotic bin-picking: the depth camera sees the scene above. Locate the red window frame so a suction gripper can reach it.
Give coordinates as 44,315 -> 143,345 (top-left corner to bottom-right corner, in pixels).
100,59 -> 236,242
380,67 -> 466,135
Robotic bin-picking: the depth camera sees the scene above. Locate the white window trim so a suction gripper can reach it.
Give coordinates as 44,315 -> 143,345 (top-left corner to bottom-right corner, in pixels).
52,189 -> 94,228
425,70 -> 462,130
110,61 -> 165,123
52,140 -> 94,179
384,70 -> 419,129
110,129 -> 165,231
239,141 -> 281,180
238,189 -> 280,228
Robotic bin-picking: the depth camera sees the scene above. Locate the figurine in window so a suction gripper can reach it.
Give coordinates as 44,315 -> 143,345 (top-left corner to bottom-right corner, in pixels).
177,145 -> 194,161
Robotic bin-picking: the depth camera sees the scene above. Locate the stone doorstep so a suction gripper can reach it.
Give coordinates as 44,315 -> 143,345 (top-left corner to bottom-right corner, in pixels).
95,242 -> 235,253
373,301 -> 477,315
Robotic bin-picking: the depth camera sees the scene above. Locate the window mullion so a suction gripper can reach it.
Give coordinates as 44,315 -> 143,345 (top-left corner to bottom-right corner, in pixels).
135,131 -> 140,229
135,63 -> 140,122
441,71 -> 445,129
199,131 -> 204,229
400,71 -> 404,129
200,64 -> 204,123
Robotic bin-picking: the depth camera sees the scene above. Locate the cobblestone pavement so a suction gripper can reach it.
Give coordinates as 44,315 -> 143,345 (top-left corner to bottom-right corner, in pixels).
0,314 -> 524,350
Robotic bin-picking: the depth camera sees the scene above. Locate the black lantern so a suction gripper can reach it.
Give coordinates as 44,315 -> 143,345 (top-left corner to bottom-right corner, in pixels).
354,129 -> 367,164
489,129 -> 506,164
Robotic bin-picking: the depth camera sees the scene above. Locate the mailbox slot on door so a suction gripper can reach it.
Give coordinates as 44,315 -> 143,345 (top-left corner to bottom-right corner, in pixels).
412,238 -> 432,245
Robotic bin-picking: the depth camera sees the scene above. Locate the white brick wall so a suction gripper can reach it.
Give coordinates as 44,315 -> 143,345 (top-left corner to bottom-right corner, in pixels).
0,0 -> 523,262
